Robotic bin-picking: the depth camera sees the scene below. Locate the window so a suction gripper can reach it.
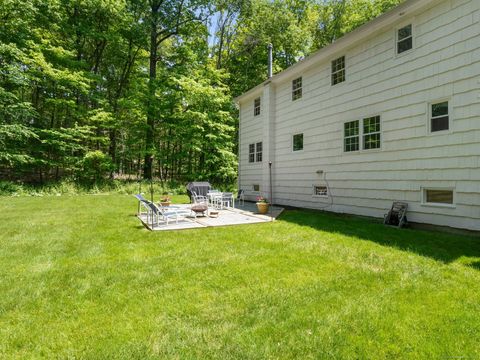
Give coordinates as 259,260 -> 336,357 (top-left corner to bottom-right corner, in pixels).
256,142 -> 263,162
292,77 -> 302,100
363,116 -> 381,150
313,185 -> 328,197
424,189 -> 454,205
248,143 -> 255,163
431,101 -> 449,132
331,56 -> 345,85
397,24 -> 413,54
344,120 -> 359,152
292,133 -> 303,151
254,97 -> 261,116
253,184 -> 260,192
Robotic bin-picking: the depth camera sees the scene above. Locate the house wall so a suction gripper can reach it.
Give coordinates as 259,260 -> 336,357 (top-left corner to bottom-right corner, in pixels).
238,0 -> 480,231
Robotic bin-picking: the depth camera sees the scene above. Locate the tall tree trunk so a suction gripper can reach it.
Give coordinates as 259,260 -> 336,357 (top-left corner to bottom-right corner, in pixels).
143,4 -> 159,180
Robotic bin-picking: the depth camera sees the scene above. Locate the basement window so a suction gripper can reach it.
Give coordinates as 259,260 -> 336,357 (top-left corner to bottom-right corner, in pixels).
313,185 -> 328,197
292,77 -> 302,100
397,24 -> 413,54
331,56 -> 345,85
254,97 -> 261,116
430,101 -> 449,132
423,188 -> 454,206
253,184 -> 260,192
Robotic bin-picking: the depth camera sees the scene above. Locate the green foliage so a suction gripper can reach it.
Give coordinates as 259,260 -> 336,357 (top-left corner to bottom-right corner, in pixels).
78,151 -> 114,183
1,0 -> 403,185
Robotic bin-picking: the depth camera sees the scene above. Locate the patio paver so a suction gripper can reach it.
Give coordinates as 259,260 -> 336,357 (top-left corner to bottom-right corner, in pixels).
137,202 -> 284,231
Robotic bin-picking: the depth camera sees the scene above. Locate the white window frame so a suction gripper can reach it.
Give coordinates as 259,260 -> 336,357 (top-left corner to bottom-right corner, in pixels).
292,77 -> 302,101
248,143 -> 255,163
343,115 -> 382,153
362,115 -> 382,151
427,99 -> 451,135
312,185 -> 328,198
331,56 -> 346,86
292,133 -> 304,152
254,97 -> 261,116
252,184 -> 260,193
395,23 -> 414,56
255,142 -> 263,162
421,187 -> 456,208
344,120 -> 360,152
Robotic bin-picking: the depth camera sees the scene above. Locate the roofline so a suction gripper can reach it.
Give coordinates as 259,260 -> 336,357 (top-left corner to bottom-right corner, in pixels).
234,0 -> 434,104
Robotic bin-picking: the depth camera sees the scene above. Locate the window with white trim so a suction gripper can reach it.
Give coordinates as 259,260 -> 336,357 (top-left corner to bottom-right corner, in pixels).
248,143 -> 255,163
255,142 -> 263,162
313,185 -> 328,197
344,120 -> 359,152
423,188 -> 454,205
344,116 -> 381,152
254,97 -> 261,116
331,56 -> 345,85
292,133 -> 303,151
363,116 -> 381,150
397,24 -> 413,54
292,77 -> 302,100
253,184 -> 260,192
430,101 -> 449,132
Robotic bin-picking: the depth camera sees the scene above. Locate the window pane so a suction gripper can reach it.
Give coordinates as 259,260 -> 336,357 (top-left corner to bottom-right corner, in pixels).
256,142 -> 262,152
254,97 -> 261,116
249,154 -> 255,163
253,184 -> 260,191
432,101 -> 448,117
363,116 -> 380,134
397,37 -> 412,53
426,190 -> 453,204
256,152 -> 262,162
364,133 -> 381,150
344,137 -> 359,152
398,24 -> 412,40
331,56 -> 345,85
293,133 -> 303,151
344,121 -> 359,137
431,116 -> 449,132
249,144 -> 255,153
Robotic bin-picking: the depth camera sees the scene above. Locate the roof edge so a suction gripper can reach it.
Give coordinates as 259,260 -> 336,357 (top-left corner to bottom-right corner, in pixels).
234,0 -> 433,104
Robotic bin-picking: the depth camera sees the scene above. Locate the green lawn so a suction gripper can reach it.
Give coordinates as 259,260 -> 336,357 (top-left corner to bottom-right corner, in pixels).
1,195 -> 479,359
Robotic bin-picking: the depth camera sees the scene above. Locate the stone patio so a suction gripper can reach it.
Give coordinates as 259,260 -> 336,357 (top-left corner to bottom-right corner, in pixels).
138,202 -> 284,231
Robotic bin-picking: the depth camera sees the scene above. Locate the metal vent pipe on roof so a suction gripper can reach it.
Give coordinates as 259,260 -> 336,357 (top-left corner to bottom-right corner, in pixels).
267,43 -> 273,78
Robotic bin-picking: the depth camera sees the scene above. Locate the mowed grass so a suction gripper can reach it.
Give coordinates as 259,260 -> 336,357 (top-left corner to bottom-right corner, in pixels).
0,195 -> 479,359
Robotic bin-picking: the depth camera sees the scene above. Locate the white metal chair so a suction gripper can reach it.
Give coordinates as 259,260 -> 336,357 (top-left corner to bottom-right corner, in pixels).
215,192 -> 234,209
139,199 -> 190,227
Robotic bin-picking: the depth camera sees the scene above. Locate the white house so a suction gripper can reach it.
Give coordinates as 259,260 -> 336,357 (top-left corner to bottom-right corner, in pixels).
235,0 -> 480,231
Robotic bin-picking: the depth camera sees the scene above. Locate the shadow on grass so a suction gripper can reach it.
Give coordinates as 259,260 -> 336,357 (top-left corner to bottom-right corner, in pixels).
280,209 -> 480,266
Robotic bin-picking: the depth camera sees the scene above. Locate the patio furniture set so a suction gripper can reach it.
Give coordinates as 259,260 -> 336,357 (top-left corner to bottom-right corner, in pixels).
134,189 -> 245,229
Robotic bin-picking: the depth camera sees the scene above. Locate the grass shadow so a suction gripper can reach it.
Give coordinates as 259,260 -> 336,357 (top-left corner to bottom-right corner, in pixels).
279,209 -> 480,266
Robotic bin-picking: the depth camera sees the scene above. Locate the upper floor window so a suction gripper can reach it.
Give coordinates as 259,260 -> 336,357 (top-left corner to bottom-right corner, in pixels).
331,56 -> 345,85
292,77 -> 302,100
344,116 -> 381,152
254,97 -> 261,116
397,24 -> 413,54
430,101 -> 449,132
292,133 -> 304,151
256,142 -> 263,162
248,143 -> 255,163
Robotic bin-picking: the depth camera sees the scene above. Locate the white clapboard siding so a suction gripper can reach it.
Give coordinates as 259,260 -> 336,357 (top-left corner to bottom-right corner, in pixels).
237,0 -> 480,231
